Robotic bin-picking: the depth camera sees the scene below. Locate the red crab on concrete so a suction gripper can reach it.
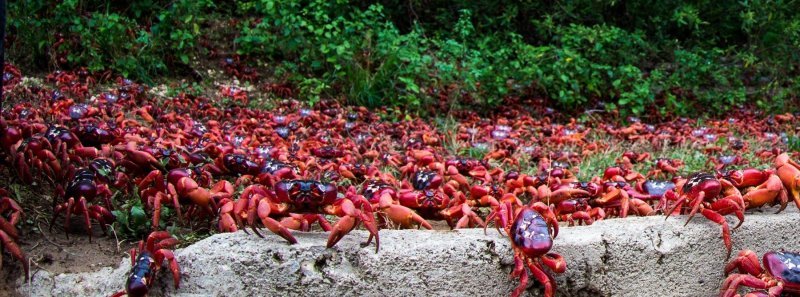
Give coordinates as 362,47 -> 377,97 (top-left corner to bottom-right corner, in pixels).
111,231 -> 181,297
664,172 -> 745,257
229,180 -> 380,251
493,201 -> 565,297
720,249 -> 800,297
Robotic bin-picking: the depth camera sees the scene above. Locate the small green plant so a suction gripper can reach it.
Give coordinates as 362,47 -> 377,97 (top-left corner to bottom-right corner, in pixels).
787,135 -> 800,153
112,193 -> 174,239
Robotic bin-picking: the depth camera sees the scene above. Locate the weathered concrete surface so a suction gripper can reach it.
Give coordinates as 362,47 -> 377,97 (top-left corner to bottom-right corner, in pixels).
16,207 -> 800,297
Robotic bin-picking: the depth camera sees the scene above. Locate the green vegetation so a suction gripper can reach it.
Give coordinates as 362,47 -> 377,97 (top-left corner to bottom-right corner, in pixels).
9,0 -> 800,116
112,194 -> 175,238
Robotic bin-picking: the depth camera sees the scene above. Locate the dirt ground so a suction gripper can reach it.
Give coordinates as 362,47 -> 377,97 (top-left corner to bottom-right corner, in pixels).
1,225 -> 137,297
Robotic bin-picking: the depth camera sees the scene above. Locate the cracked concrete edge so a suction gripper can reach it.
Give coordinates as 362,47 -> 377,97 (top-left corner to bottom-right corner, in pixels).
15,207 -> 800,297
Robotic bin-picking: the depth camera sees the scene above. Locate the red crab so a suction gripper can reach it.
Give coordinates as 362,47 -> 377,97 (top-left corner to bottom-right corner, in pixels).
536,182 -> 605,225
495,201 -> 565,297
775,153 -> 800,210
220,86 -> 249,106
138,168 -> 232,230
263,82 -> 294,98
707,155 -> 748,171
255,158 -> 298,187
398,150 -> 445,179
111,231 -> 181,297
616,151 -> 650,169
398,171 -> 483,228
634,179 -> 677,212
338,162 -> 380,183
554,197 -> 605,226
0,188 -> 28,281
51,168 -> 115,241
398,185 -> 479,228
444,157 -> 491,187
603,166 -> 645,184
230,180 -> 380,251
720,249 -> 800,297
3,64 -> 22,91
647,158 -> 684,179
361,180 -> 432,230
721,169 -> 788,212
529,180 -> 594,206
592,181 -> 654,218
541,161 -> 578,184
664,172 -> 745,257
11,134 -> 65,184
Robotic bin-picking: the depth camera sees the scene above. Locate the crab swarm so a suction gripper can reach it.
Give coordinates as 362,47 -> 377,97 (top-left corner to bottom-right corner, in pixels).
1,64 -> 799,297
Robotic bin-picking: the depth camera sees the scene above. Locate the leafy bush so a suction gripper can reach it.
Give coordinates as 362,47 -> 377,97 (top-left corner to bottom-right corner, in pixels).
8,0 -> 800,116
8,0 -> 213,80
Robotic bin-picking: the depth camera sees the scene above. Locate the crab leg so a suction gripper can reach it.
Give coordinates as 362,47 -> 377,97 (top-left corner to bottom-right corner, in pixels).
0,217 -> 18,240
485,201 -> 510,235
87,206 -> 112,235
152,192 -> 164,231
531,202 -> 558,238
0,230 -> 28,281
510,263 -> 529,297
280,214 -> 333,231
628,198 -> 654,216
154,249 -> 181,289
454,203 -> 486,229
700,208 -> 732,258
0,197 -> 22,225
527,259 -> 556,297
709,197 -> 744,229
541,253 -> 567,274
776,164 -> 800,210
724,249 -> 762,276
166,184 -> 184,224
720,274 -> 768,297
683,191 -> 706,225
563,211 -> 593,226
64,197 -> 75,238
78,197 -> 93,242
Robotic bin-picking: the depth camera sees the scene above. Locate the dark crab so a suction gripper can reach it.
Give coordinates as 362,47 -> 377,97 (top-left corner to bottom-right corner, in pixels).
720,250 -> 800,297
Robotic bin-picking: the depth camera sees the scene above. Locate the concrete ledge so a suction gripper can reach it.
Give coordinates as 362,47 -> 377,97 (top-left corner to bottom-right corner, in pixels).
17,207 -> 800,297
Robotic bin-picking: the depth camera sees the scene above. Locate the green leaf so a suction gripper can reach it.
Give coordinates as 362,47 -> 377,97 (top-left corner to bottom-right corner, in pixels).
112,210 -> 127,226
131,205 -> 147,228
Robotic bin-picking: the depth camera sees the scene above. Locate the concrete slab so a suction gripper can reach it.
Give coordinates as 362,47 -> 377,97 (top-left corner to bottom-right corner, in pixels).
16,207 -> 800,297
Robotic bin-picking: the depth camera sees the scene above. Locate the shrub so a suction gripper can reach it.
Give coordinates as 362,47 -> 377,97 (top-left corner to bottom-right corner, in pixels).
8,0 -> 800,116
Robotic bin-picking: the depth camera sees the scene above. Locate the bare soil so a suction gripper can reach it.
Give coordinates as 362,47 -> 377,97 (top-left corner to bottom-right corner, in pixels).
0,222 -> 137,296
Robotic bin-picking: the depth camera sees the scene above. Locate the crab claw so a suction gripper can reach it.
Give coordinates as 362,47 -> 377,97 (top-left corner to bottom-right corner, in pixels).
326,198 -> 380,251
776,154 -> 800,210
740,175 -> 788,213
547,188 -> 591,205
377,194 -> 432,229
454,203 -> 486,229
255,198 -> 297,244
